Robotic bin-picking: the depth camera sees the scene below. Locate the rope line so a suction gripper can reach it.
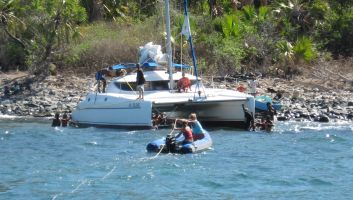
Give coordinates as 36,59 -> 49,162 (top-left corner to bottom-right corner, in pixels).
150,119 -> 178,159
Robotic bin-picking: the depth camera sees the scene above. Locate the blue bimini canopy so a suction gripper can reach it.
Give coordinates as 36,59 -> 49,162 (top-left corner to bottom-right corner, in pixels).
111,63 -> 137,70
111,62 -> 191,70
142,62 -> 158,67
111,64 -> 126,70
173,63 -> 191,69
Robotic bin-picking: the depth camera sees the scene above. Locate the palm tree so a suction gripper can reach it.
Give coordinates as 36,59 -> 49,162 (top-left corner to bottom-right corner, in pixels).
273,0 -> 313,35
276,40 -> 294,78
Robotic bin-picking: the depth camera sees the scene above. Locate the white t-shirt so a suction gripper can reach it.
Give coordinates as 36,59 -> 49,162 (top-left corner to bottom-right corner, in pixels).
247,80 -> 257,94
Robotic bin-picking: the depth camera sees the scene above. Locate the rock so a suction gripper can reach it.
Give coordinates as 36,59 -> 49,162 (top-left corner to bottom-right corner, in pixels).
2,73 -> 353,123
317,115 -> 330,122
49,90 -> 56,95
1,100 -> 12,105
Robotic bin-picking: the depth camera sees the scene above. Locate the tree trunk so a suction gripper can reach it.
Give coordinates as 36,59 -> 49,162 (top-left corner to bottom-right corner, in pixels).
208,0 -> 217,18
41,11 -> 61,64
92,0 -> 104,21
83,0 -> 103,22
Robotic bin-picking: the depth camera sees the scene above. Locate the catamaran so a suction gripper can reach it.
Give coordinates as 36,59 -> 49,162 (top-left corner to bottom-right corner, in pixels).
70,0 -> 255,129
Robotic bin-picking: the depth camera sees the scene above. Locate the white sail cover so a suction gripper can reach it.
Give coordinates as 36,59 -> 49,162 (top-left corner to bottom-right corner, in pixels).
138,42 -> 167,64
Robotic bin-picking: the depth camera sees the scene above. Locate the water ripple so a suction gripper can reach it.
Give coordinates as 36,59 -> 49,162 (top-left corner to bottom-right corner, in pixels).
1,120 -> 353,200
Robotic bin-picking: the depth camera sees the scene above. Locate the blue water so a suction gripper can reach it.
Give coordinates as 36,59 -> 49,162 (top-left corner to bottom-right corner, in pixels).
1,117 -> 353,200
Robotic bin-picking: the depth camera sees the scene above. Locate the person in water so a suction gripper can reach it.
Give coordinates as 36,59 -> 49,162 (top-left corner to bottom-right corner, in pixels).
255,115 -> 274,132
136,64 -> 145,100
61,113 -> 69,127
242,104 -> 255,131
266,102 -> 276,120
174,120 -> 193,145
187,113 -> 205,140
263,116 -> 274,132
177,72 -> 191,92
52,113 -> 61,127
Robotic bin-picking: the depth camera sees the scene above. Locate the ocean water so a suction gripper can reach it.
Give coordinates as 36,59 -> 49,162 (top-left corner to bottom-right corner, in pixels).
1,117 -> 353,200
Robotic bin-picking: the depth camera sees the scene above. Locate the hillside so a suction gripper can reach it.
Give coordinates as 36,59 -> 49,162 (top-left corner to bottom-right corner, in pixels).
1,0 -> 353,78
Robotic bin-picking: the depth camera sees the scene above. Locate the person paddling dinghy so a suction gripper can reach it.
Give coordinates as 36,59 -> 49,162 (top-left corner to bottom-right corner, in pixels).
176,113 -> 205,140
174,120 -> 194,145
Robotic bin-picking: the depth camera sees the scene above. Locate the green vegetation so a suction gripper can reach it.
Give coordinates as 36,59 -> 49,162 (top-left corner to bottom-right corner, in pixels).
0,0 -> 352,76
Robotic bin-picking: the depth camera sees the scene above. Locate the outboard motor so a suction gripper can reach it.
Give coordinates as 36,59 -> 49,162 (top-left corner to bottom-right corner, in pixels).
165,134 -> 177,153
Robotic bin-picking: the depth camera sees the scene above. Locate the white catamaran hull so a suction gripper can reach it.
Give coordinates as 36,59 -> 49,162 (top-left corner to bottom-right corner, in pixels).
71,93 -> 153,128
71,83 -> 255,128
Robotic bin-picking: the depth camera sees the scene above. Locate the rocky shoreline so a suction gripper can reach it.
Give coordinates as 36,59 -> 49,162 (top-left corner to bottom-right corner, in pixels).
1,73 -> 352,123
0,74 -> 95,117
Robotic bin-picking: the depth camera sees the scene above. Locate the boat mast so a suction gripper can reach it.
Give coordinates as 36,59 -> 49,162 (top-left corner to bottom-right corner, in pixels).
183,0 -> 198,81
164,0 -> 174,90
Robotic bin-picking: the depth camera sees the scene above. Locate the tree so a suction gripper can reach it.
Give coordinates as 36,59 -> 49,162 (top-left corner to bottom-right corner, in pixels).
0,0 -> 87,73
28,0 -> 87,73
293,36 -> 316,63
80,0 -> 103,22
0,0 -> 26,49
275,39 -> 294,77
315,1 -> 353,57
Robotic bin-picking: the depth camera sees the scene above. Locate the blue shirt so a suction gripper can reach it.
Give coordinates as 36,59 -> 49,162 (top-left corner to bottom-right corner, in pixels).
190,120 -> 204,134
95,71 -> 105,80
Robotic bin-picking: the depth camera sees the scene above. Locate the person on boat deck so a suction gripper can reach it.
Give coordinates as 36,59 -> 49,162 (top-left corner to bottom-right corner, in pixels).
61,113 -> 69,127
174,120 -> 193,145
266,102 -> 276,120
52,113 -> 61,127
242,104 -> 255,131
247,75 -> 257,96
177,72 -> 191,92
95,69 -> 107,93
136,63 -> 146,100
187,113 -> 205,140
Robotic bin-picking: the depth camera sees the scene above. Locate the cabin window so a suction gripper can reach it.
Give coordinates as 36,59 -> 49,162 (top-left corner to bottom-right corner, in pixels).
114,82 -> 137,91
150,81 -> 170,90
113,80 -> 196,91
114,81 -> 170,91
